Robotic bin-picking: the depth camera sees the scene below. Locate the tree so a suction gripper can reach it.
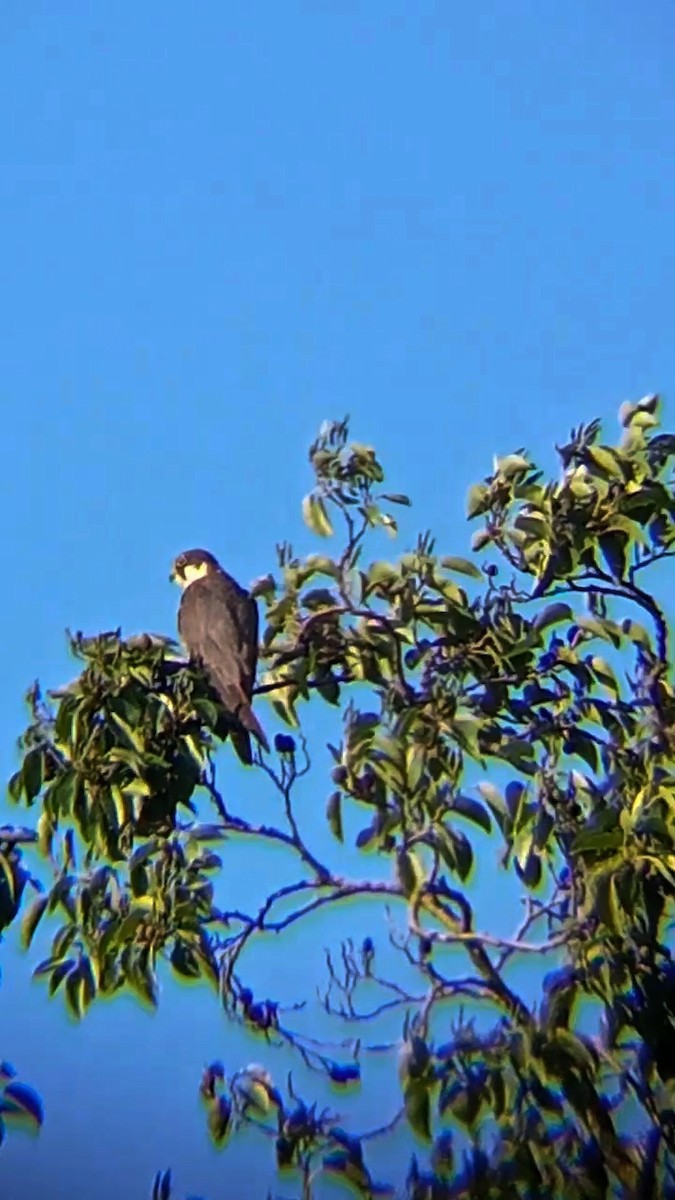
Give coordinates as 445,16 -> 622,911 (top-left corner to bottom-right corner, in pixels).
0,826 -> 45,1147
3,396 -> 675,1198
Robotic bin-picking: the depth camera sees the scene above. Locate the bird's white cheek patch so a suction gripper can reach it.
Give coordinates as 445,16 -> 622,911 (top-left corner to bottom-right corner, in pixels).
182,563 -> 211,586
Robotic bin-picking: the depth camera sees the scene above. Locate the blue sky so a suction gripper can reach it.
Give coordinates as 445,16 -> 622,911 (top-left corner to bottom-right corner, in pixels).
1,3 -> 674,1197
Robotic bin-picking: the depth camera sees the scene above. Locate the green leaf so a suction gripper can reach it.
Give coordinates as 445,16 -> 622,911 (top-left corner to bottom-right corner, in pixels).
129,852 -> 151,893
587,445 -> 625,479
575,614 -> 621,647
405,744 -> 426,793
170,941 -> 201,979
516,850 -> 542,890
64,963 -> 84,1018
0,853 -> 16,904
637,392 -> 659,414
451,793 -> 492,833
80,955 -> 97,1011
396,848 -> 424,899
192,697 -> 220,727
466,483 -> 490,519
399,1035 -> 431,1082
47,959 -> 76,996
116,907 -> 149,944
439,1080 -> 482,1128
599,532 -> 628,582
207,1096 -> 232,1147
323,1145 -> 372,1195
471,528 -> 492,552
513,825 -> 533,872
565,730 -> 599,773
109,712 -> 145,753
488,1069 -> 507,1118
436,826 -> 473,881
20,895 -> 49,950
237,1070 -> 275,1115
2,1081 -> 43,1130
498,738 -> 535,772
7,771 -> 24,803
532,603 -> 573,634
189,823 -> 227,843
317,677 -> 341,705
125,947 -> 158,1007
36,812 -> 55,859
589,655 -> 620,697
302,554 -> 340,578
326,791 -> 343,842
51,921 -> 76,960
477,782 -> 509,825
381,492 -> 411,506
430,1131 -> 454,1179
450,713 -> 483,760
514,512 -> 549,536
22,748 -> 44,804
46,768 -> 81,819
572,829 -> 622,855
367,561 -> 400,588
152,1170 -> 172,1200
302,493 -> 334,538
440,556 -> 483,580
620,618 -> 651,650
495,453 -> 530,478
631,410 -> 658,429
403,1079 -> 431,1142
552,1029 -> 598,1076
587,867 -> 625,935
302,587 -> 337,611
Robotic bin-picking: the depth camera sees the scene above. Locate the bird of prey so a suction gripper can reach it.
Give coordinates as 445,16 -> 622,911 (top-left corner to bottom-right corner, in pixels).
170,548 -> 269,764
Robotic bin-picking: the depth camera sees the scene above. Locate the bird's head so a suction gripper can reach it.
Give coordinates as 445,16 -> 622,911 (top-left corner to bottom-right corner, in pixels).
170,548 -> 221,589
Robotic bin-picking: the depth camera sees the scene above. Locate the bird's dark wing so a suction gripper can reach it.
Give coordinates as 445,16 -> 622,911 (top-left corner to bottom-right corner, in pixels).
233,588 -> 260,696
178,572 -> 269,758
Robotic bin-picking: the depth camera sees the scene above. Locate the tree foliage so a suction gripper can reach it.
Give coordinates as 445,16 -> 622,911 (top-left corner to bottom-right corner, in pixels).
3,396 -> 675,1197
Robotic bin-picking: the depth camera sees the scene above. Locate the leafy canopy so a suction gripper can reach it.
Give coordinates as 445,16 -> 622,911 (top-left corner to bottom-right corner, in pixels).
3,396 -> 675,1198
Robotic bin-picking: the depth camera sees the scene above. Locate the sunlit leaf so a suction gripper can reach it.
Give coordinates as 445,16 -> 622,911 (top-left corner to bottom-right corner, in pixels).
20,895 -> 49,950
532,603 -> 573,634
587,445 -> 625,479
207,1096 -> 232,1147
466,483 -> 490,519
302,493 -> 334,538
396,848 -> 424,899
589,655 -> 620,697
440,556 -> 483,580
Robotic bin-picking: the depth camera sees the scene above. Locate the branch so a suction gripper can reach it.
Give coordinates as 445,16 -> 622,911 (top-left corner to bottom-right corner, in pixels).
544,573 -> 669,667
257,737 -> 332,881
411,887 -> 535,1028
201,764 -> 329,879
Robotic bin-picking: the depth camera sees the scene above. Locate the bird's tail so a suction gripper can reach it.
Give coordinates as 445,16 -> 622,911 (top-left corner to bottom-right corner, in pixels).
208,673 -> 270,762
239,702 -> 270,753
229,706 -> 269,765
231,727 -> 253,766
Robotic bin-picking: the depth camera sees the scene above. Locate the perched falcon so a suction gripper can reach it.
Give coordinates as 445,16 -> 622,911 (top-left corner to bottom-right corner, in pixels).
170,548 -> 269,764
